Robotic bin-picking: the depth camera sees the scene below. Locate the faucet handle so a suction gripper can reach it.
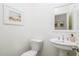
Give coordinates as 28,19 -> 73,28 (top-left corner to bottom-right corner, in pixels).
62,35 -> 64,40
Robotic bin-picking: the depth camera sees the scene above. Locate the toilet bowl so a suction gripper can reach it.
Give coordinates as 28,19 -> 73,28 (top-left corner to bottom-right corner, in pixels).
21,39 -> 43,56
21,50 -> 37,56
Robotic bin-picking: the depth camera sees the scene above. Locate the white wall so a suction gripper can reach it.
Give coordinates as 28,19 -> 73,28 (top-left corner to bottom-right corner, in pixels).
0,3 -> 30,56
0,3 -> 79,56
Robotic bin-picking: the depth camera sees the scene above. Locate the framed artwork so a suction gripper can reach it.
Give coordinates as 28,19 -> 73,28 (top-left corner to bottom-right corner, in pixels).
3,5 -> 24,25
64,32 -> 77,43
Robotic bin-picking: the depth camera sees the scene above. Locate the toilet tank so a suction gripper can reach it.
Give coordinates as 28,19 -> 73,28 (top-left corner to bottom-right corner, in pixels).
30,39 -> 43,51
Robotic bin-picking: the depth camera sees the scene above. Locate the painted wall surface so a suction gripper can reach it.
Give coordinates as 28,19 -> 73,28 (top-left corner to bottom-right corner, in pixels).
0,3 -> 30,56
0,3 -> 79,56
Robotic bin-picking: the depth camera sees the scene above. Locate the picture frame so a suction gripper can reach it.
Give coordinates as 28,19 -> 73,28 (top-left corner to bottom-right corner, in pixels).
3,5 -> 24,25
64,32 -> 77,43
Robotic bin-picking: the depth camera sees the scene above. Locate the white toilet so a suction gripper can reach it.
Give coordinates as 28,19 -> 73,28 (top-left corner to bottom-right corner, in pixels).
21,39 -> 43,56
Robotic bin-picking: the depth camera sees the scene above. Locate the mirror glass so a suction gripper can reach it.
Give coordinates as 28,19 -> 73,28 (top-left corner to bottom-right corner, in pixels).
54,5 -> 73,30
55,13 -> 72,30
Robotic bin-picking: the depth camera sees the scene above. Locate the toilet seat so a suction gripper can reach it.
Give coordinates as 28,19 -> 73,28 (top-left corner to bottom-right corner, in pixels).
21,50 -> 37,56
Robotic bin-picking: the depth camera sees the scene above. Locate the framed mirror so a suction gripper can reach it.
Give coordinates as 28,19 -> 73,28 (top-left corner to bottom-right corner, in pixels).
54,4 -> 73,30
55,13 -> 67,30
55,13 -> 72,30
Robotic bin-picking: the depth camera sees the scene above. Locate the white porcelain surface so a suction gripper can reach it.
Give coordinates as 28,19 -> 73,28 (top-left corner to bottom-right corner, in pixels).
49,38 -> 77,50
31,39 -> 43,51
21,39 -> 43,56
21,50 -> 37,56
31,39 -> 43,42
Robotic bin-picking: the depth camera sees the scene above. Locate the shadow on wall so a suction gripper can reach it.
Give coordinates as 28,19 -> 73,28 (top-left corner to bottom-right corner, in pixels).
40,39 -> 59,56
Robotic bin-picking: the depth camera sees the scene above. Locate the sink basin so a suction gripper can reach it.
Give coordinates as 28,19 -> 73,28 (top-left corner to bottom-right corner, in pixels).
50,38 -> 77,50
49,38 -> 77,56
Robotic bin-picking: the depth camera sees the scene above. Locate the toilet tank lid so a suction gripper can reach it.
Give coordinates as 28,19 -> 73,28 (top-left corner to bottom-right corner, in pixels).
31,39 -> 43,42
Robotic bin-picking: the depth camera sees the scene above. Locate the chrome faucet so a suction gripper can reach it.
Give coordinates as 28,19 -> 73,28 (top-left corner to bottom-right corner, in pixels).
62,35 -> 64,42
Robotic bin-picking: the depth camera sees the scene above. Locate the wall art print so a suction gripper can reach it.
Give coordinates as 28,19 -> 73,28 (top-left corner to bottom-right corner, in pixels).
3,5 -> 24,25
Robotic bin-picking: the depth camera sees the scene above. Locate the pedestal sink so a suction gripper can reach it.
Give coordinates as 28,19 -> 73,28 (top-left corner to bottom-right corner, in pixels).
49,38 -> 77,56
